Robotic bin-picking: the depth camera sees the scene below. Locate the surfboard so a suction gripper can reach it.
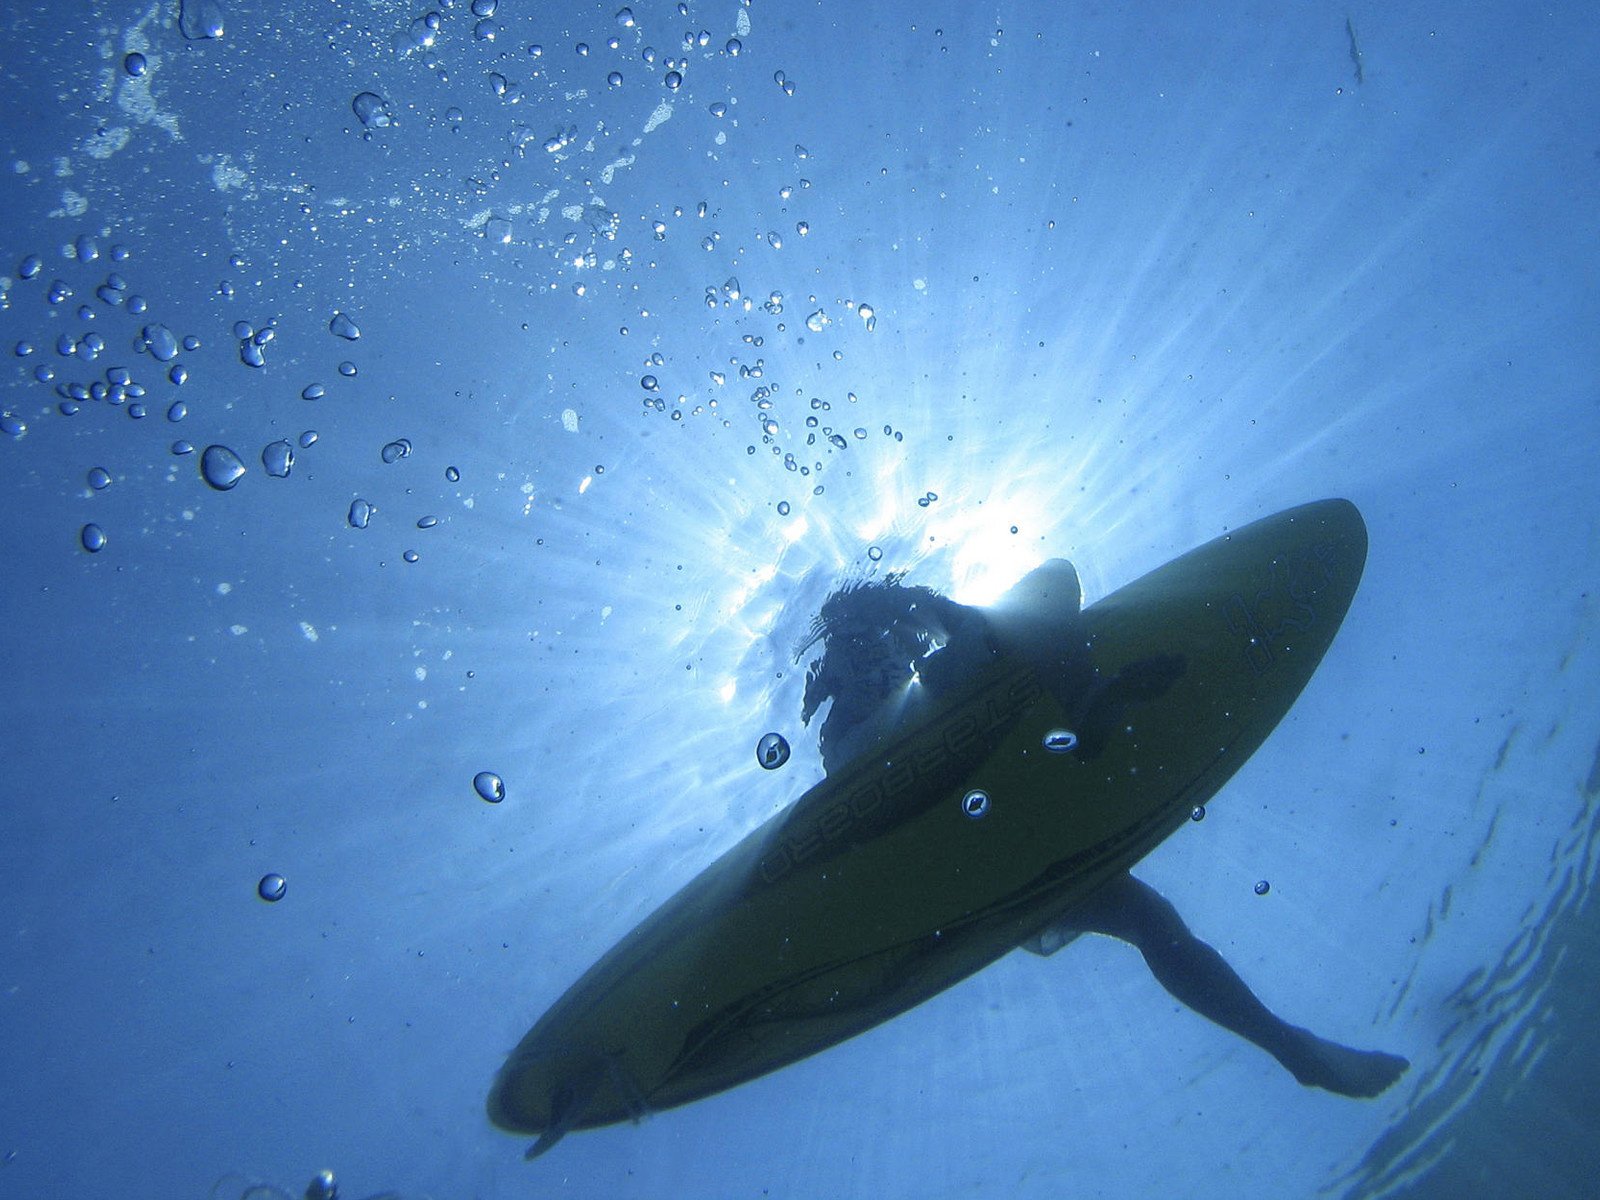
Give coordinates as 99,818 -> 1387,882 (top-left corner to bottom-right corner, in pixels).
488,498 -> 1369,1154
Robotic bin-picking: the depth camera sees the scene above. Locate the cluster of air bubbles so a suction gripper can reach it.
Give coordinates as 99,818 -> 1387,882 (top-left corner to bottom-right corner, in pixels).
804,310 -> 829,333
915,491 -> 939,508
232,319 -> 277,369
773,69 -> 795,96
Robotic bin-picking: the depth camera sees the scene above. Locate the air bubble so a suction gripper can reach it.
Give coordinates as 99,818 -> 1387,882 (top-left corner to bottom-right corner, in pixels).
87,467 -> 112,491
80,524 -> 107,553
348,499 -> 374,529
262,440 -> 294,478
200,444 -> 247,491
1042,729 -> 1078,754
141,324 -> 179,362
1254,879 -> 1270,896
474,771 -> 506,802
257,874 -> 287,902
328,312 -> 361,340
352,91 -> 393,129
756,732 -> 790,769
961,789 -> 991,819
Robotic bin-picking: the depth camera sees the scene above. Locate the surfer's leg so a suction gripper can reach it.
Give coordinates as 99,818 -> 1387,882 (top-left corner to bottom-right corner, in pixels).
1075,872 -> 1408,1098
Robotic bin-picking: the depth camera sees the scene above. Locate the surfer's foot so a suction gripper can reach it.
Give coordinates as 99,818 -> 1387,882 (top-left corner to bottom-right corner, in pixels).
1282,1028 -> 1409,1098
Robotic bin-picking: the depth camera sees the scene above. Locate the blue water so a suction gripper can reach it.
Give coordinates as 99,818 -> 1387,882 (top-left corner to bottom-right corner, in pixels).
2,2 -> 1597,1197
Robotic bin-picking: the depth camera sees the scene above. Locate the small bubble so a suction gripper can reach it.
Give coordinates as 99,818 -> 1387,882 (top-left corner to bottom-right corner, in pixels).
239,341 -> 265,368
1190,805 -> 1206,822
725,37 -> 741,55
867,545 -> 883,562
640,374 -> 659,391
0,413 -> 26,439
1042,729 -> 1077,754
1253,879 -> 1270,896
403,549 -> 420,563
445,466 -> 460,482
261,440 -> 294,478
168,364 -> 188,386
19,254 -> 42,279
124,51 -> 148,76
380,439 -> 412,464
776,500 -> 791,516
80,523 -> 107,553
474,772 -> 505,802
756,732 -> 790,770
608,70 -> 623,87
171,441 -> 194,455
200,444 -> 247,491
298,430 -> 318,448
338,361 -> 358,377
961,789 -> 991,819
87,467 -> 111,491
302,383 -> 325,401
417,515 -> 438,529
257,874 -> 287,902
328,312 -> 361,340
348,499 -> 373,529
664,69 -> 682,90
616,7 -> 635,27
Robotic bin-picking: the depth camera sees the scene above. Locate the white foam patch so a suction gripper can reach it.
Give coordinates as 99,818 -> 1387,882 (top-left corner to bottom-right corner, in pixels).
644,101 -> 673,133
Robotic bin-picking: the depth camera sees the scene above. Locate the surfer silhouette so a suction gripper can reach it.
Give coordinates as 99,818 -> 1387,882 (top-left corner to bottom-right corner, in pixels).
795,564 -> 1408,1099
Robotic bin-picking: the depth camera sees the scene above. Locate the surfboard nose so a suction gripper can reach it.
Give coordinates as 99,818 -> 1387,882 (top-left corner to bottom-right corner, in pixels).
486,1050 -> 556,1135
